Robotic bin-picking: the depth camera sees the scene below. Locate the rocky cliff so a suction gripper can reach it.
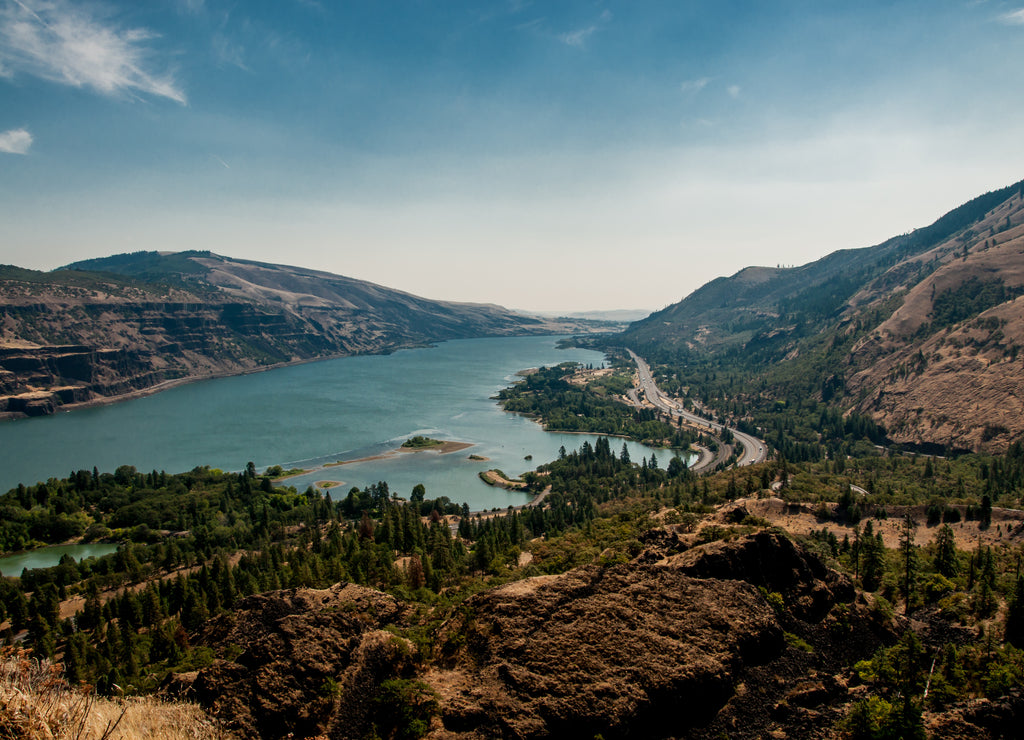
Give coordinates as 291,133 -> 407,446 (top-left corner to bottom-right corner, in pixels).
0,252 -> 576,417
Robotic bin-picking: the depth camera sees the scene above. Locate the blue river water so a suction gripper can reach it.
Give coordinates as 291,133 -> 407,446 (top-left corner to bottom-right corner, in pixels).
0,336 -> 685,512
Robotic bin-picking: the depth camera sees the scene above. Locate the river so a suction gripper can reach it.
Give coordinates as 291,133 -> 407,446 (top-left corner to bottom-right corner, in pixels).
0,336 -> 686,511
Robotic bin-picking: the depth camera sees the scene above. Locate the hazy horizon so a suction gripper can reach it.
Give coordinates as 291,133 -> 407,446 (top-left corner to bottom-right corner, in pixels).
3,1 -> 1024,311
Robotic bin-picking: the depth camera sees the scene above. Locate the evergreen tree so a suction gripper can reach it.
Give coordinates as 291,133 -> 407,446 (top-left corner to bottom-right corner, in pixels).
1005,577 -> 1024,648
933,525 -> 959,578
899,513 -> 918,613
861,521 -> 885,592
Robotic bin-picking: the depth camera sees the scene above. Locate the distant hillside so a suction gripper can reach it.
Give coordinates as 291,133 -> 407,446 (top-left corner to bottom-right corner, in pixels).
619,178 -> 1024,452
0,251 -> 573,417
529,308 -> 652,324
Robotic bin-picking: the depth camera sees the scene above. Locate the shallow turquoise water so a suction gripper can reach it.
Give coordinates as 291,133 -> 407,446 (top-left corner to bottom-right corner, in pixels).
0,543 -> 120,577
0,335 -> 686,510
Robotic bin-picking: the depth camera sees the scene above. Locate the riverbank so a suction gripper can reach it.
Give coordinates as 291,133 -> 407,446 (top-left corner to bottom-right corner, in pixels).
0,335 -> 625,505
22,352 -> 362,419
478,469 -> 527,489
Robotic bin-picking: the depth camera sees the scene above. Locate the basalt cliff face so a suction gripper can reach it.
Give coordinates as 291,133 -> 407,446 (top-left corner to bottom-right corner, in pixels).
178,532 -> 905,740
0,252 -> 567,417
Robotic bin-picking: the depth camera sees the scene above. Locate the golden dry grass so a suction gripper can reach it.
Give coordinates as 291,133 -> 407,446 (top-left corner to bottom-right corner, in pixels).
0,648 -> 228,740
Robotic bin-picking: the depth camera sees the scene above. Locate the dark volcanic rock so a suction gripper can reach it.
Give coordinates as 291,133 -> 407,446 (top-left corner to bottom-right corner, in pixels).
671,530 -> 856,621
184,534 -> 884,740
191,583 -> 418,740
424,533 -> 863,739
925,690 -> 1024,739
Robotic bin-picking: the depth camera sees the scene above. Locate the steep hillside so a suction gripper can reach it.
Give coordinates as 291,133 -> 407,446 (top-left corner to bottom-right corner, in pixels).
0,252 -> 562,417
618,179 -> 1024,452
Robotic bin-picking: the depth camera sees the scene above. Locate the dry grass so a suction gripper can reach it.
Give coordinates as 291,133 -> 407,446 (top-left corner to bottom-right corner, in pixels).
0,648 -> 228,740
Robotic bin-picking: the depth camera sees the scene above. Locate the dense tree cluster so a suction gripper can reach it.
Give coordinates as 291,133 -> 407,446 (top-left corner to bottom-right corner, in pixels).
497,363 -> 696,448
0,435 -> 694,695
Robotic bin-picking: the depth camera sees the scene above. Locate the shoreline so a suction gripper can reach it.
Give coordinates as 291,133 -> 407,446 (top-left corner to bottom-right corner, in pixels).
0,344 -> 442,421
1,331 -> 598,422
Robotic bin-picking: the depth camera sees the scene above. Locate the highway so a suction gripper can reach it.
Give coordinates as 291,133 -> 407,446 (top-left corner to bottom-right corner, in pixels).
626,350 -> 767,469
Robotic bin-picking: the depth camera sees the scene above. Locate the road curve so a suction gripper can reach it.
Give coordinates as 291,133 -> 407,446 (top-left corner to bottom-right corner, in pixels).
626,350 -> 767,469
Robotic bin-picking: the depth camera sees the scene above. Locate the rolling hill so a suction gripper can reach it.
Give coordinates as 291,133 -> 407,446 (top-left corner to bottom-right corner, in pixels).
0,251 -> 568,417
619,178 -> 1024,453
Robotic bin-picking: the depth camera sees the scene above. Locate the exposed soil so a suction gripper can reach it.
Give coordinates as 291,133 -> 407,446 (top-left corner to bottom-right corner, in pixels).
722,496 -> 1024,550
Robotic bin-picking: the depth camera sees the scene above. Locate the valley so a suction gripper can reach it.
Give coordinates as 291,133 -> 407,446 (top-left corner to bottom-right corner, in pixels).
4,179 -> 1024,739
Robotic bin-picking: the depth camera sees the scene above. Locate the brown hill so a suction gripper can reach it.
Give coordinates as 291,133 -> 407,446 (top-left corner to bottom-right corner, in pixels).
619,178 -> 1024,452
844,194 -> 1024,451
0,252 -> 576,418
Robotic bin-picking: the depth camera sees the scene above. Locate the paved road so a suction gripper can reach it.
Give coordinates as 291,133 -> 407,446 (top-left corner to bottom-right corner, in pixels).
626,350 -> 767,469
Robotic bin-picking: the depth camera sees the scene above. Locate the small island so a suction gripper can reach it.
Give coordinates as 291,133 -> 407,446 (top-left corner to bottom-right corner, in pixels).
401,435 -> 445,449
399,436 -> 475,454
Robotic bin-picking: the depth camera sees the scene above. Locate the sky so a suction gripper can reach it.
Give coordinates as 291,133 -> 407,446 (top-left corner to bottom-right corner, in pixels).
3,1 -> 1024,313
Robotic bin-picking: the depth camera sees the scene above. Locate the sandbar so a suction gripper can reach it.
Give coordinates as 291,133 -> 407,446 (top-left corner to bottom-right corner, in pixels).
272,440 -> 476,484
398,440 -> 474,455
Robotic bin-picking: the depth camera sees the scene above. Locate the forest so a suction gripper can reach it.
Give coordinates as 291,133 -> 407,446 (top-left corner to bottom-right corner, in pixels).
1,360 -> 1024,738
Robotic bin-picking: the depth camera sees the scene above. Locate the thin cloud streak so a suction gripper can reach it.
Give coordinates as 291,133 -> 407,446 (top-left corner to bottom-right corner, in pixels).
558,9 -> 611,48
1000,9 -> 1024,25
0,127 -> 32,154
680,77 -> 710,94
0,0 -> 186,103
559,25 -> 597,47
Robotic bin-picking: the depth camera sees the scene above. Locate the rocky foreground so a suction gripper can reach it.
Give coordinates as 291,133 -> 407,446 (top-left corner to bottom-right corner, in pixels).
162,531 -> 959,739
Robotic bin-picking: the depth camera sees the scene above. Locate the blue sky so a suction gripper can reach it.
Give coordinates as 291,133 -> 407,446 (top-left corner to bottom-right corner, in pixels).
3,1 -> 1024,312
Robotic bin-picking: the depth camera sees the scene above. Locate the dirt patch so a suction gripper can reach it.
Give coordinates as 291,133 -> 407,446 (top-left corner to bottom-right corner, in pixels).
727,497 -> 1024,549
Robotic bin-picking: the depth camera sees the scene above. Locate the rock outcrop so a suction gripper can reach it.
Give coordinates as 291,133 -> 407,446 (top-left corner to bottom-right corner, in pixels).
428,530 -> 870,739
184,532 -> 895,740
190,583 -> 420,740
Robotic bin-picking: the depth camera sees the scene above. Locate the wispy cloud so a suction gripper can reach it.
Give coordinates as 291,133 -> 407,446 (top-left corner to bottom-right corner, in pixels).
212,31 -> 247,70
680,77 -> 710,95
1000,9 -> 1024,25
559,25 -> 596,47
176,0 -> 205,15
0,127 -> 32,154
0,0 -> 186,103
727,85 -> 741,99
559,9 -> 611,48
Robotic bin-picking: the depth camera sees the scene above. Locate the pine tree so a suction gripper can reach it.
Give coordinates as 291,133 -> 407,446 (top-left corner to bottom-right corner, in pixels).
1005,577 -> 1024,648
861,521 -> 885,592
407,554 -> 425,590
933,525 -> 959,578
899,513 -> 918,613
